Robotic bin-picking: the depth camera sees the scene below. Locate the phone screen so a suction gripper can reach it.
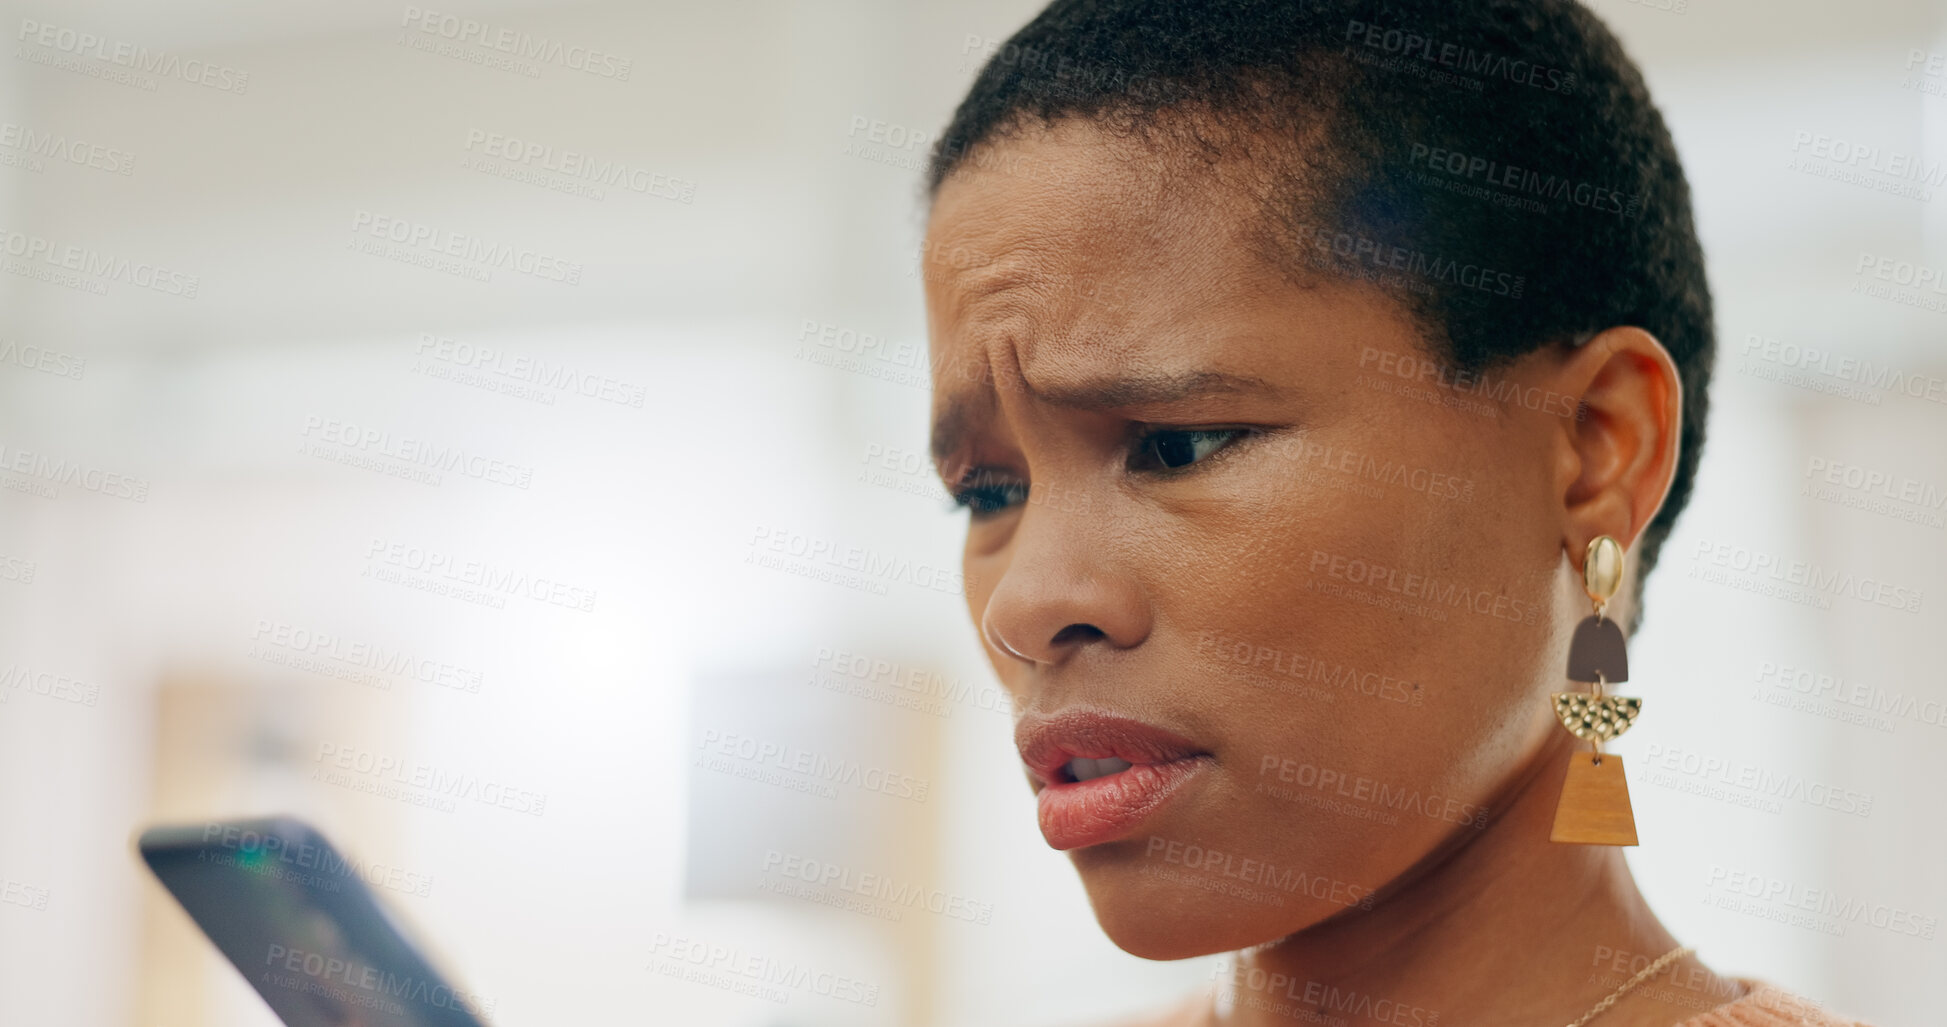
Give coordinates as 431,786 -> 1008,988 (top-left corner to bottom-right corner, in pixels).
137,816 -> 491,1027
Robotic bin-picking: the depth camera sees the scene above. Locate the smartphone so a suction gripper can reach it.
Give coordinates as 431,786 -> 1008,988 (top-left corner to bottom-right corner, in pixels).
136,815 -> 491,1027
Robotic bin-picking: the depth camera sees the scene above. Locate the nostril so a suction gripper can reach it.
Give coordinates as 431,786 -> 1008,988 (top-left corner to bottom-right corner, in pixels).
1049,623 -> 1104,647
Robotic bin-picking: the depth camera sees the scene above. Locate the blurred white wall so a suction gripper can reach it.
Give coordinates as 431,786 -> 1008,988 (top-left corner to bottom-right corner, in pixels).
0,1 -> 1939,1025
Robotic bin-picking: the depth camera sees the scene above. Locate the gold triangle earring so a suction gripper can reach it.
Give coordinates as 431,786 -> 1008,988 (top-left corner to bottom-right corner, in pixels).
1549,534 -> 1641,845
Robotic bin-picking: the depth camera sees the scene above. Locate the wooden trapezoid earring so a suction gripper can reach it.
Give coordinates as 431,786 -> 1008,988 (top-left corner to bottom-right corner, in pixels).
1549,534 -> 1641,846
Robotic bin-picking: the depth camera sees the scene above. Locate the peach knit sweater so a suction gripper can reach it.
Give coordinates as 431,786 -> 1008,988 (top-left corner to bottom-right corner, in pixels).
1083,978 -> 1877,1026
1672,979 -> 1876,1026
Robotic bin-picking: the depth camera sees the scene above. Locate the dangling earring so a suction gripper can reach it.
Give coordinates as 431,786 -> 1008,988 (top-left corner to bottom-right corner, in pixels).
1549,534 -> 1642,845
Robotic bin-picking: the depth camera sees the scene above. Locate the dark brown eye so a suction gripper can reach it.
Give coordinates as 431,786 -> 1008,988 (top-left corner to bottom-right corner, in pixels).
1133,429 -> 1247,471
948,469 -> 1029,516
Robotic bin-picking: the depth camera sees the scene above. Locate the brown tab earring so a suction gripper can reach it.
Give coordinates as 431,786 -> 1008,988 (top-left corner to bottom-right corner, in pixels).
1549,534 -> 1641,846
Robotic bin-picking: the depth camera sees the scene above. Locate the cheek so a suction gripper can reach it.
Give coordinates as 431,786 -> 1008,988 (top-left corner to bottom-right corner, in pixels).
1143,431 -> 1558,833
1152,475 -> 1442,778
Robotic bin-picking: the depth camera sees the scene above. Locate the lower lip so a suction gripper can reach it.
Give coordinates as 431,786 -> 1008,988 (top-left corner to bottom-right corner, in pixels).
1036,757 -> 1211,850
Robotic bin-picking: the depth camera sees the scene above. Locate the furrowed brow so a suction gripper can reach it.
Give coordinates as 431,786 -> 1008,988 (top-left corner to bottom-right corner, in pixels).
929,369 -> 1277,466
1031,369 -> 1278,410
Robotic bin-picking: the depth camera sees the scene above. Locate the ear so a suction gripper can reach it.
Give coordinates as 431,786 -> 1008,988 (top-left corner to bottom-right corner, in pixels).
1550,326 -> 1684,558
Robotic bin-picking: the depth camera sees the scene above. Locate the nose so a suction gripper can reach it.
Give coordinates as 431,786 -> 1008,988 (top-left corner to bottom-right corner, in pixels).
977,497 -> 1151,667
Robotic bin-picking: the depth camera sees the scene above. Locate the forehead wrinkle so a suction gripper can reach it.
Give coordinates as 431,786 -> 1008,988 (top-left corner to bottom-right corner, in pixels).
1026,367 -> 1278,411
930,354 -> 1279,468
928,265 -> 1278,467
921,120 -> 1290,473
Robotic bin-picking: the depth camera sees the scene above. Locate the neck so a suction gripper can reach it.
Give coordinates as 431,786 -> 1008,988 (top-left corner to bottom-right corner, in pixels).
1211,731 -> 1724,1027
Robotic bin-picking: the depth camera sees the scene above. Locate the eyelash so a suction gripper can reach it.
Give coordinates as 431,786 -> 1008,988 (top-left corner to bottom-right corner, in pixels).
946,427 -> 1256,516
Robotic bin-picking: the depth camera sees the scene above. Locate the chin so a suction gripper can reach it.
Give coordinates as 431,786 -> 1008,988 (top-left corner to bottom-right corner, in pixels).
1069,841 -> 1332,960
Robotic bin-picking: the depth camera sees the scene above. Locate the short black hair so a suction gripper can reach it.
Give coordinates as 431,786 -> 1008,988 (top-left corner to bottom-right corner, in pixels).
925,0 -> 1713,630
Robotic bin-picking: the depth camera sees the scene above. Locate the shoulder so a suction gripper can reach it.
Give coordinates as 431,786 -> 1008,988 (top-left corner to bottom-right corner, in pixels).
1672,978 -> 1879,1027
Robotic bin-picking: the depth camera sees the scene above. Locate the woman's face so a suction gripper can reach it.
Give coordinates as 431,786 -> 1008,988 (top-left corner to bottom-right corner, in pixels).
923,119 -> 1594,959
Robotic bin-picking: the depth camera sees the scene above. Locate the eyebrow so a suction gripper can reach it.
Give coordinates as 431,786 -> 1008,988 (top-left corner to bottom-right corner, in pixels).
929,368 -> 1280,465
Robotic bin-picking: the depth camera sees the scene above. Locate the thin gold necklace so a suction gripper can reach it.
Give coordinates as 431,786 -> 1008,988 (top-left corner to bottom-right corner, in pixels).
1565,944 -> 1693,1027
1203,943 -> 1695,1027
